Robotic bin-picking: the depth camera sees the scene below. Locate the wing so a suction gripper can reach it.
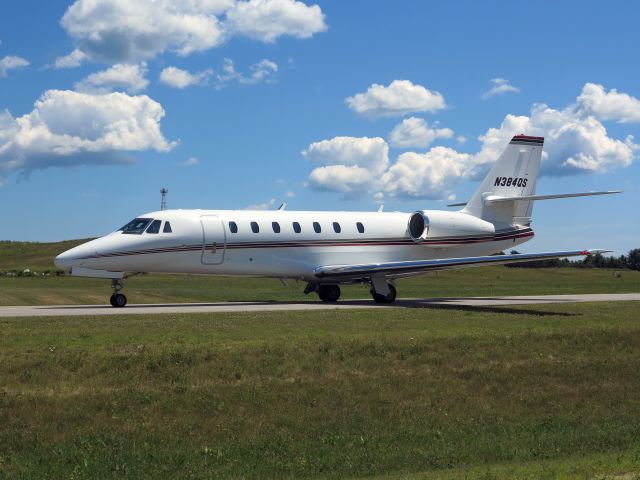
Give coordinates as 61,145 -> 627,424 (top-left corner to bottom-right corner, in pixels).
314,249 -> 609,280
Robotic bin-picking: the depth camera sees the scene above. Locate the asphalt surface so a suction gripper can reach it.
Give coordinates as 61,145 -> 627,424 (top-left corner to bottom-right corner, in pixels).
0,293 -> 639,317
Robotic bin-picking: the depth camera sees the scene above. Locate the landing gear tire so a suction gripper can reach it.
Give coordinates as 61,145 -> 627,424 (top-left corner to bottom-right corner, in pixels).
110,293 -> 127,308
371,283 -> 397,304
318,284 -> 341,302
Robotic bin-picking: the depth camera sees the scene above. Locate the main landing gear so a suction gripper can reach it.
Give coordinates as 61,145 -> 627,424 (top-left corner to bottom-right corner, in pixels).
318,284 -> 341,302
311,281 -> 398,304
110,279 -> 127,308
370,283 -> 397,304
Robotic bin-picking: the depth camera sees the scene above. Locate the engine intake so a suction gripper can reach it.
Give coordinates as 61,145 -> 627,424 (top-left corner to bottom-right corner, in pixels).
408,211 -> 429,241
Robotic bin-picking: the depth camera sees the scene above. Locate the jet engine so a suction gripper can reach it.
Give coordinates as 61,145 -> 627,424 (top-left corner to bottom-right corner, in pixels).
407,210 -> 495,242
408,211 -> 429,241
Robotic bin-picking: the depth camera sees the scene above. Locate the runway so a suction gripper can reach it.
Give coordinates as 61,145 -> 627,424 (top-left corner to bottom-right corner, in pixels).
0,293 -> 638,317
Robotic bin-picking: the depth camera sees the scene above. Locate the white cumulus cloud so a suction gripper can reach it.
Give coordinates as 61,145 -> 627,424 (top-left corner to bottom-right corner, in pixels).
74,63 -> 149,93
60,0 -> 326,63
309,164 -> 374,195
346,80 -> 446,118
160,66 -> 212,88
304,136 -> 389,195
53,48 -> 87,69
217,58 -> 278,86
225,0 -> 327,42
61,0 -> 227,62
245,198 -> 277,210
0,55 -> 29,77
481,78 -> 520,100
472,103 -> 636,176
303,136 -> 389,173
577,82 -> 640,123
381,147 -> 472,199
181,157 -> 200,167
389,117 -> 454,149
0,89 -> 174,175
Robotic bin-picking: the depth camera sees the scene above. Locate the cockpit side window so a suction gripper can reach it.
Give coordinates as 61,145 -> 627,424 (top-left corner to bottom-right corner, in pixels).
146,219 -> 161,234
163,222 -> 172,233
119,218 -> 152,234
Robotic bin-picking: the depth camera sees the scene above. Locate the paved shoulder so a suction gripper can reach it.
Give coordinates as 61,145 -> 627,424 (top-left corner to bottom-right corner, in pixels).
0,293 -> 639,318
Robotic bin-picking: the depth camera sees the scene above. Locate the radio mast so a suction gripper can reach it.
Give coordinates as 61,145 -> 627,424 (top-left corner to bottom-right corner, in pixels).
160,188 -> 168,210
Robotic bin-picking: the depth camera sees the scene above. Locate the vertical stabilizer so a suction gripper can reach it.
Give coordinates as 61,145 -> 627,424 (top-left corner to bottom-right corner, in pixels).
462,135 -> 543,226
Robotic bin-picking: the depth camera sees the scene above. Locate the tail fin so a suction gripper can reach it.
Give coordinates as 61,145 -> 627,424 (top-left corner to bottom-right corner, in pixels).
462,135 -> 543,226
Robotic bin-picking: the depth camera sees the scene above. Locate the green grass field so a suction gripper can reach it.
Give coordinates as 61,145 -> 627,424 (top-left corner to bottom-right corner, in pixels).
1,302 -> 640,479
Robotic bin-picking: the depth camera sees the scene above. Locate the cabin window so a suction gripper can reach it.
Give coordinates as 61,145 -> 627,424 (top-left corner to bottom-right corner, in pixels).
251,221 -> 260,233
119,218 -> 152,235
333,222 -> 341,233
356,222 -> 365,233
293,222 -> 301,233
313,222 -> 321,233
163,222 -> 172,233
272,222 -> 281,233
145,219 -> 161,234
229,221 -> 238,233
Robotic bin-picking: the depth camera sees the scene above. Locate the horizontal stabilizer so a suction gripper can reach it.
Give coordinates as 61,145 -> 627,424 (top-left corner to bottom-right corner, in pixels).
315,249 -> 610,279
448,190 -> 622,207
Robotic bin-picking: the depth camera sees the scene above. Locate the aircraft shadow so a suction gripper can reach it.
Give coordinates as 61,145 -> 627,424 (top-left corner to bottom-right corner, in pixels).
40,297 -> 578,317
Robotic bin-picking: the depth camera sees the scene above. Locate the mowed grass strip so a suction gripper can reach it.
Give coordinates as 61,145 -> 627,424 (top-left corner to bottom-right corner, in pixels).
1,266 -> 640,306
1,302 -> 640,478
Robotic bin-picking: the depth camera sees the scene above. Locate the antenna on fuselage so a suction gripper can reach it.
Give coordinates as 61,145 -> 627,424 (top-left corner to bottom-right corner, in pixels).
160,188 -> 168,211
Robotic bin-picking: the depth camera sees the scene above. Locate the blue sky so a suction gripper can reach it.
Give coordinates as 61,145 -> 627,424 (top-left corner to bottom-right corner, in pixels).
0,0 -> 638,255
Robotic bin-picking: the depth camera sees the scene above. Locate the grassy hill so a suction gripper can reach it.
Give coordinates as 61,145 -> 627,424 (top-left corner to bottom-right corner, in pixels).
0,239 -> 92,271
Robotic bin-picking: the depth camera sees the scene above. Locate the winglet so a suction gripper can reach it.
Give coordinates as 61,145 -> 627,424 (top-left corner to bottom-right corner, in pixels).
582,249 -> 611,256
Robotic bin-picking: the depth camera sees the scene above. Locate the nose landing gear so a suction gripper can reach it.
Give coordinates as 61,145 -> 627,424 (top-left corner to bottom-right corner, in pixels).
110,279 -> 127,308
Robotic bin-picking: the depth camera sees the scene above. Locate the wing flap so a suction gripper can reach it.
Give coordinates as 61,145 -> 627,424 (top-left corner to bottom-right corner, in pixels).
314,249 -> 609,279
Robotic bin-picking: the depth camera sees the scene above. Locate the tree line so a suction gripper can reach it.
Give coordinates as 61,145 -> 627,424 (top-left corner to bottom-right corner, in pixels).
504,249 -> 640,270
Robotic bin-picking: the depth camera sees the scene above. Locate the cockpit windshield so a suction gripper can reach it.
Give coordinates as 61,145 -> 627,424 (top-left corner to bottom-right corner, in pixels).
119,218 -> 152,234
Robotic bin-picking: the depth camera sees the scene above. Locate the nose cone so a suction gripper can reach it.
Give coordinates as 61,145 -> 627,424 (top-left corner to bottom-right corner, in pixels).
54,249 -> 75,272
54,236 -> 122,272
54,241 -> 96,272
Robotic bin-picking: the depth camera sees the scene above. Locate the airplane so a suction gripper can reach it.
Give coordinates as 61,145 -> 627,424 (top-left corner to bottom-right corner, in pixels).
55,134 -> 620,308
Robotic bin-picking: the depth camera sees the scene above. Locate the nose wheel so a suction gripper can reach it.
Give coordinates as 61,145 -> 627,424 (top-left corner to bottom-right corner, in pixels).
110,279 -> 127,308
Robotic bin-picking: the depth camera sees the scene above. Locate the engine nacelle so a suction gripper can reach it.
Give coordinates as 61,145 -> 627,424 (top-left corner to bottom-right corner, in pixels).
408,210 -> 495,242
408,211 -> 430,241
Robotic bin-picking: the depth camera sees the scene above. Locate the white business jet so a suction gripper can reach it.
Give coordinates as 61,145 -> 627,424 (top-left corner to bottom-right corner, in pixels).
55,135 -> 619,307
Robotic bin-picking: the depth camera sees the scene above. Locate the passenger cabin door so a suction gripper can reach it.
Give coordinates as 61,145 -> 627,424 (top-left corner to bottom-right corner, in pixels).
200,216 -> 226,265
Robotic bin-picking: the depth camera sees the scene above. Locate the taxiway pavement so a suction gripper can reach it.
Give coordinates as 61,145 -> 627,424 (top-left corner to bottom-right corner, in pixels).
0,293 -> 638,317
